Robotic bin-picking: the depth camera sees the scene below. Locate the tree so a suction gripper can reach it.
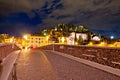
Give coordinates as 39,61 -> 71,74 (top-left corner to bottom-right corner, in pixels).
76,26 -> 89,33
0,35 -> 4,43
56,24 -> 70,37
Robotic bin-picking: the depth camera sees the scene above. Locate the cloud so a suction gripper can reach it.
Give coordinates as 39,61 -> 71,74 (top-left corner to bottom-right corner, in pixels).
0,11 -> 42,25
0,0 -> 50,16
92,0 -> 112,5
0,0 -> 120,37
41,0 -> 120,37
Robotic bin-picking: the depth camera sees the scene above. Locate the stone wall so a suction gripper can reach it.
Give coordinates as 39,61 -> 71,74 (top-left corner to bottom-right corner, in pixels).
0,44 -> 20,63
39,44 -> 120,69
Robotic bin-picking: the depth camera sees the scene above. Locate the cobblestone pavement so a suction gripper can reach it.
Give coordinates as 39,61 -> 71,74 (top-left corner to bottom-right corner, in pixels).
16,49 -> 120,80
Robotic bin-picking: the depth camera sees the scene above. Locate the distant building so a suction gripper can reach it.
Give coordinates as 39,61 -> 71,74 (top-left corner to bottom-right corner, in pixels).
66,32 -> 88,45
92,36 -> 101,41
5,36 -> 15,43
113,42 -> 120,47
1,34 -> 9,38
23,35 -> 48,48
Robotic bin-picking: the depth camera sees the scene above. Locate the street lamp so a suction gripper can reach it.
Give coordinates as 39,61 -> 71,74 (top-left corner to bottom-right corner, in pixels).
61,37 -> 65,44
110,36 -> 114,39
10,36 -> 14,49
23,35 -> 28,40
46,36 -> 49,45
23,35 -> 28,49
53,41 -> 54,52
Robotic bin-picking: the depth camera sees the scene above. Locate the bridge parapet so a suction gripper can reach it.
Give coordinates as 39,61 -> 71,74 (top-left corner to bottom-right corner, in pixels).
39,44 -> 120,69
0,43 -> 20,63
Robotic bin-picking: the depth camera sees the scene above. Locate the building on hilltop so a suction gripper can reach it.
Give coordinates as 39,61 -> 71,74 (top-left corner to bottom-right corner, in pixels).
52,24 -> 91,45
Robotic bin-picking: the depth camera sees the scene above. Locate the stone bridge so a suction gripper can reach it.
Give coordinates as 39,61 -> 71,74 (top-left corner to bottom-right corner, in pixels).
39,44 -> 120,69
0,43 -> 20,80
0,43 -> 20,63
0,44 -> 120,80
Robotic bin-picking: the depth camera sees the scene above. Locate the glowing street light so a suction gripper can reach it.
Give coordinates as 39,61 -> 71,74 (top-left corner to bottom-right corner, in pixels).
9,36 -> 14,43
61,37 -> 65,43
46,36 -> 49,41
22,34 -> 29,49
23,35 -> 28,40
99,42 -> 106,46
88,42 -> 93,46
110,36 -> 114,39
46,35 -> 49,45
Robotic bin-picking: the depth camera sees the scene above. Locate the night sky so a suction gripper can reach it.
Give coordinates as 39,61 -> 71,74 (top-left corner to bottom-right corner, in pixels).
0,0 -> 120,38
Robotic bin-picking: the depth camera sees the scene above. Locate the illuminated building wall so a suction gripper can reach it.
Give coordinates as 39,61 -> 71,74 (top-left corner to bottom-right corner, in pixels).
25,35 -> 48,48
66,32 -> 88,45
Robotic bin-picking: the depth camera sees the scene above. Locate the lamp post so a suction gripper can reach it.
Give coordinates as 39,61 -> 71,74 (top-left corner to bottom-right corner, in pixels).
11,36 -> 14,49
46,36 -> 49,45
23,35 -> 28,49
53,41 -> 54,52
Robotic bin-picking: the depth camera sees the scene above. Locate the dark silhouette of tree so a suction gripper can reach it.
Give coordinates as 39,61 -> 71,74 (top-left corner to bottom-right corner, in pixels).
0,35 -> 4,43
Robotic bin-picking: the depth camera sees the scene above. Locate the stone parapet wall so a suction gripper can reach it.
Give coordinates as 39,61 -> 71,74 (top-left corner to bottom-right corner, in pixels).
39,44 -> 120,69
0,43 -> 20,63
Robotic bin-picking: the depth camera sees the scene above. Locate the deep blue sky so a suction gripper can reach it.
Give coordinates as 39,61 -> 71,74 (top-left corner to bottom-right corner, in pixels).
0,0 -> 120,38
